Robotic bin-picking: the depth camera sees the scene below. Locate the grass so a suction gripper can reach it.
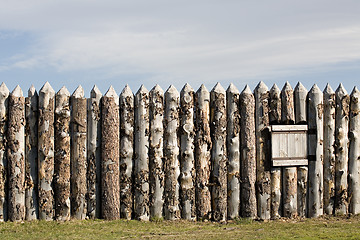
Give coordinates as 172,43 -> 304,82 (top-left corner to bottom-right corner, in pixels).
1,215 -> 360,239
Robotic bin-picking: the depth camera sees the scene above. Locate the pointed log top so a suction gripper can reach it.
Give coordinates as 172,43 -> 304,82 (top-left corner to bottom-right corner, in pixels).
197,84 -> 209,94
165,85 -> 179,95
255,81 -> 268,92
151,84 -> 164,94
226,83 -> 239,94
211,82 -> 225,94
57,86 -> 70,96
90,85 -> 102,98
270,84 -> 280,94
0,82 -> 10,96
350,86 -> 360,97
136,84 -> 149,95
241,85 -> 252,95
120,84 -> 133,96
323,83 -> 334,95
281,81 -> 293,92
309,84 -> 321,94
335,83 -> 348,97
72,85 -> 84,98
181,83 -> 194,93
294,82 -> 307,92
28,85 -> 37,97
39,81 -> 55,94
104,86 -> 118,98
11,85 -> 23,97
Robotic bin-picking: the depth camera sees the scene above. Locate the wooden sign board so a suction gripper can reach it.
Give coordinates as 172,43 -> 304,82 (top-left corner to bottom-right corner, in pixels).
271,125 -> 308,167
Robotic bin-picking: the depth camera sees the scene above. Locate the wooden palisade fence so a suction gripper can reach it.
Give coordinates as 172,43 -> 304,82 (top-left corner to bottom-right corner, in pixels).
0,81 -> 359,222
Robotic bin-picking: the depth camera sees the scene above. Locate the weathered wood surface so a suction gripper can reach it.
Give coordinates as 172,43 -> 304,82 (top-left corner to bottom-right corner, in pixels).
87,85 -> 102,219
164,85 -> 180,220
334,84 -> 349,215
349,87 -> 360,214
38,82 -> 55,220
0,83 -> 9,222
323,84 -> 336,215
149,84 -> 164,219
194,84 -> 212,221
179,84 -> 195,220
134,85 -> 150,221
226,83 -> 240,220
54,86 -> 71,221
70,86 -> 87,219
101,86 -> 120,220
269,84 -> 281,219
294,82 -> 308,218
254,81 -> 271,220
8,86 -> 25,221
240,85 -> 257,218
307,85 -> 323,218
281,82 -> 297,218
210,83 -> 227,222
119,85 -> 134,220
25,85 -> 38,220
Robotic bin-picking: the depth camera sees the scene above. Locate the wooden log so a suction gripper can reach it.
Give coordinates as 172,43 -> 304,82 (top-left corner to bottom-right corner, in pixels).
240,85 -> 257,218
87,85 -> 102,219
307,84 -> 324,218
164,85 -> 180,220
0,83 -> 9,221
8,86 -> 25,221
281,81 -> 297,218
226,83 -> 240,220
149,84 -> 164,219
254,81 -> 271,220
179,83 -> 195,220
194,84 -> 212,221
210,83 -> 227,222
101,86 -> 120,220
349,87 -> 360,214
38,82 -> 55,220
323,84 -> 336,215
54,86 -> 71,221
25,85 -> 38,220
269,84 -> 281,219
294,82 -> 308,218
70,86 -> 87,219
134,85 -> 150,221
119,85 -> 134,220
334,83 -> 349,215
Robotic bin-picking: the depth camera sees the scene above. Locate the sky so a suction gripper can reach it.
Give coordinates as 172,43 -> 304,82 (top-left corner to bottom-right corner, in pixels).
1,0 -> 360,96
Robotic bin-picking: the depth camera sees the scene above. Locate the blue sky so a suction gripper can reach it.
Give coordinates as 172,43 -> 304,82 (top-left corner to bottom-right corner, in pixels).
1,0 -> 360,96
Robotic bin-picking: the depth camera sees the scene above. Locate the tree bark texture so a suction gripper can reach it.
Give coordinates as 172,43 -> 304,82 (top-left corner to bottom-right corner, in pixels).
119,85 -> 134,220
54,87 -> 71,221
101,86 -> 120,220
38,82 -> 55,220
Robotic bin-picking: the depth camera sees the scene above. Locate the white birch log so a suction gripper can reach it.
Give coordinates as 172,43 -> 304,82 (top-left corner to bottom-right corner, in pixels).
307,84 -> 324,218
269,84 -> 281,219
194,84 -> 212,221
38,82 -> 55,220
180,83 -> 195,220
349,87 -> 360,214
101,86 -> 120,220
8,86 -> 25,221
134,85 -> 150,221
281,81 -> 297,218
119,85 -> 134,220
294,82 -> 308,218
0,83 -> 9,221
70,86 -> 87,219
25,85 -> 38,220
240,85 -> 257,218
54,86 -> 71,221
226,83 -> 240,220
323,84 -> 336,215
164,85 -> 180,220
87,85 -> 102,219
149,84 -> 164,219
334,83 -> 349,215
254,81 -> 271,220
